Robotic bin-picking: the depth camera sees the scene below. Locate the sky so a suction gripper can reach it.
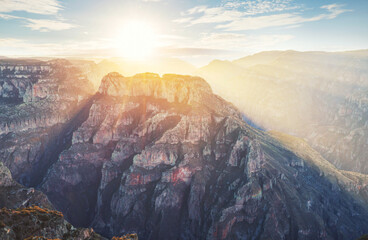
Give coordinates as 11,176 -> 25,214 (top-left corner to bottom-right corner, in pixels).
0,0 -> 367,66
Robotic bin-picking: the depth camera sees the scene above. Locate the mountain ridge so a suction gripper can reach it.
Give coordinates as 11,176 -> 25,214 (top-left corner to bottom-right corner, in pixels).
198,49 -> 368,175
1,59 -> 368,239
36,71 -> 368,239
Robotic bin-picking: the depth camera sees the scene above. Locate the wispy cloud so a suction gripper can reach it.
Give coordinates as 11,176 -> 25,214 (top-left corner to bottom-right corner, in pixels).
0,0 -> 75,31
175,2 -> 351,31
223,0 -> 297,13
0,0 -> 62,15
25,19 -> 76,32
217,4 -> 351,31
0,13 -> 76,31
175,0 -> 299,25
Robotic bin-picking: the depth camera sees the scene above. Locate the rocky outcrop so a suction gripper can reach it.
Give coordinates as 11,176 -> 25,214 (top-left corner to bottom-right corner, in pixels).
0,152 -> 134,240
0,160 -> 105,240
0,162 -> 52,210
0,206 -> 105,240
38,72 -> 368,239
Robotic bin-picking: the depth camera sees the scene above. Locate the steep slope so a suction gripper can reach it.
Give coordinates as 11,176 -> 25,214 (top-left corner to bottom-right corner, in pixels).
270,131 -> 368,207
199,50 -> 368,174
37,72 -> 368,239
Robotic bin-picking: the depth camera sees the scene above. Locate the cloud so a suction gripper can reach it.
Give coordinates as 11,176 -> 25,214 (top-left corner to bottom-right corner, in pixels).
320,4 -> 351,19
25,19 -> 76,31
175,6 -> 244,25
223,0 -> 299,15
0,0 -> 76,31
175,0 -> 299,25
0,0 -> 62,15
217,4 -> 350,31
0,13 -> 76,32
175,2 -> 351,31
0,13 -> 19,20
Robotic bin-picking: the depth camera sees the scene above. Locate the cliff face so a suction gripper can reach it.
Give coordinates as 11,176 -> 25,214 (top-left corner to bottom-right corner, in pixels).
0,59 -> 96,187
2,66 -> 368,240
38,73 -> 368,239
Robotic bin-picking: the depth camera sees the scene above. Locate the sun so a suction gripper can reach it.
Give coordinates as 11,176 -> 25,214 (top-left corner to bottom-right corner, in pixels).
115,21 -> 157,60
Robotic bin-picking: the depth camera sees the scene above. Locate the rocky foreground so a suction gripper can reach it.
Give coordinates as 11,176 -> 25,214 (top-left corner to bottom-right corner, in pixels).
0,161 -> 104,240
1,60 -> 368,239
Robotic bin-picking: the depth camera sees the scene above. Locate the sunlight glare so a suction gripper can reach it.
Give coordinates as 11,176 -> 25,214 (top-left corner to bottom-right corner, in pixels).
116,21 -> 157,60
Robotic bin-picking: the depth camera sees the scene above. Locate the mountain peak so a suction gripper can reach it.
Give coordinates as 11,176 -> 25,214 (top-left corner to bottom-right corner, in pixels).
97,72 -> 240,117
98,72 -> 212,99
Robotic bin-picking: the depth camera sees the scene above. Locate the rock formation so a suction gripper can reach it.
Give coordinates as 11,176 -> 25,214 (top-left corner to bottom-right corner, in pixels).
0,59 -> 96,187
2,62 -> 368,239
0,159 -> 106,240
38,72 -> 368,239
0,206 -> 105,240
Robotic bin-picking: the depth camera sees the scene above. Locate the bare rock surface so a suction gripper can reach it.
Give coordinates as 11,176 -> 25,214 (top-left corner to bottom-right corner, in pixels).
38,72 -> 368,239
2,64 -> 368,239
0,59 -> 96,187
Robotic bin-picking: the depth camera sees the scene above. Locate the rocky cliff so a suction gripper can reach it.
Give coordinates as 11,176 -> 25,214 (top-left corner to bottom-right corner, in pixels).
0,59 -> 96,187
36,72 -> 368,239
2,66 -> 368,239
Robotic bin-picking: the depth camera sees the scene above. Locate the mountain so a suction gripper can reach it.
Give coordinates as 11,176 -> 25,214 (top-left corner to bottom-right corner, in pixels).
233,51 -> 289,68
40,72 -> 368,239
198,50 -> 368,174
1,59 -> 368,239
61,57 -> 197,91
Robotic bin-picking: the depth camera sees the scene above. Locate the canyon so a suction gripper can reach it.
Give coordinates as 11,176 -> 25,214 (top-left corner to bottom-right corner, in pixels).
1,58 -> 368,239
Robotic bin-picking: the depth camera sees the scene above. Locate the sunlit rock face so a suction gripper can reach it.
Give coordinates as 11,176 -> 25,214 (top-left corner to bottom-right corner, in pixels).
38,72 -> 368,239
198,50 -> 368,174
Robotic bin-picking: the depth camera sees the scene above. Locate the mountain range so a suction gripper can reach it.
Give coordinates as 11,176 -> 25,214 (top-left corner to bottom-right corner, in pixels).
1,52 -> 368,239
198,50 -> 368,175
